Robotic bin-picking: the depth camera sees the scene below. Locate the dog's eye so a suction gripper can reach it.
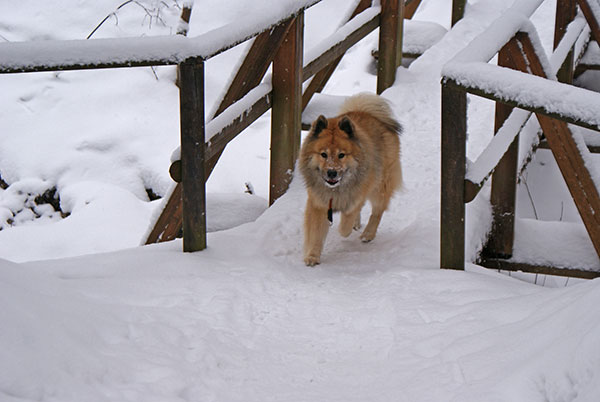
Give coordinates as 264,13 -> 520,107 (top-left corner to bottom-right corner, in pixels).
320,152 -> 327,158
338,153 -> 345,159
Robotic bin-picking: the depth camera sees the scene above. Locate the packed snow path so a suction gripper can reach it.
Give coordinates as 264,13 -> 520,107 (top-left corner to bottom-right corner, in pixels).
1,0 -> 600,401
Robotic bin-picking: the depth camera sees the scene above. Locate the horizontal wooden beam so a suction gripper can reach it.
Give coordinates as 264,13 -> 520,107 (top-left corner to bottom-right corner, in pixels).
479,257 -> 600,279
443,78 -> 600,132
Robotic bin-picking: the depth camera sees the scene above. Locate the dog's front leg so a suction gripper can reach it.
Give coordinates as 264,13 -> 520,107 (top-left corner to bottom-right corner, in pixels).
339,206 -> 362,238
304,198 -> 329,266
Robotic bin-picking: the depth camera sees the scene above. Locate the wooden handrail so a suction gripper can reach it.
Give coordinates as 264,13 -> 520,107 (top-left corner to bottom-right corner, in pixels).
0,0 -> 321,74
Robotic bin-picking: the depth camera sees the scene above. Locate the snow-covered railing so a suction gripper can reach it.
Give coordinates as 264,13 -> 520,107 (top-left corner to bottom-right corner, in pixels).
440,0 -> 600,279
0,0 -> 321,73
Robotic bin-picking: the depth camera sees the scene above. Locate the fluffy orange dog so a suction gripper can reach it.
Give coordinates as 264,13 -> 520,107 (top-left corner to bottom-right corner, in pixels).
299,93 -> 402,266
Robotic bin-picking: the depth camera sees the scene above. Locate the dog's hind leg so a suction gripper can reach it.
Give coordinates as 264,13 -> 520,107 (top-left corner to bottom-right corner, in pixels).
304,198 -> 330,266
360,200 -> 385,243
361,156 -> 401,242
360,182 -> 395,242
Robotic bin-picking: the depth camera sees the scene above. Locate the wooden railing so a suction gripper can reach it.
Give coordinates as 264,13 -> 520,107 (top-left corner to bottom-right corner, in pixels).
440,0 -> 600,279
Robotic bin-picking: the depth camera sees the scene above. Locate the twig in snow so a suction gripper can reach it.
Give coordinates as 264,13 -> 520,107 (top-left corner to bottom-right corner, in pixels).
150,66 -> 159,80
521,173 -> 539,220
87,0 -> 173,40
559,202 -> 564,221
87,0 -> 133,39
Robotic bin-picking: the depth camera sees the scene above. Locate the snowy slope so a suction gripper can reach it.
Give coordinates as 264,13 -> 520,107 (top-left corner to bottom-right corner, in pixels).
1,0 -> 600,401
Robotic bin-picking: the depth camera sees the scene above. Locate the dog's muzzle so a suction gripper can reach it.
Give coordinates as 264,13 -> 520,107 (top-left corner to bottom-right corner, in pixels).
324,169 -> 340,187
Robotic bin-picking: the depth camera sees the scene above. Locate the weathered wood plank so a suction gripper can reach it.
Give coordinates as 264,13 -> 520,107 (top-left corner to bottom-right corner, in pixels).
452,0 -> 466,27
377,0 -> 400,94
179,58 -> 207,252
270,13 -> 304,205
441,80 -> 467,270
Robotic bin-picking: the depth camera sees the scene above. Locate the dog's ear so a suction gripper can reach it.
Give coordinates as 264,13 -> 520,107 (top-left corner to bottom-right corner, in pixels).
339,116 -> 354,138
311,115 -> 328,138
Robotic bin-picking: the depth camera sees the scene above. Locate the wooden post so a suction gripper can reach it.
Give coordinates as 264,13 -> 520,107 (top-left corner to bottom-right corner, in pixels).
441,80 -> 467,270
554,0 -> 576,83
452,0 -> 466,27
179,58 -> 207,252
270,13 -> 303,205
377,0 -> 400,94
483,45 -> 518,259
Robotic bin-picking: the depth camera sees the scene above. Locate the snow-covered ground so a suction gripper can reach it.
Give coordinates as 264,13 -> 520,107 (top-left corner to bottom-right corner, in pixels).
1,0 -> 600,401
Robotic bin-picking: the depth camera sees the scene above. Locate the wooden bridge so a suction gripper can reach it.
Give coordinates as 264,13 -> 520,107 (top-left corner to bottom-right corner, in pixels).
3,0 -> 598,279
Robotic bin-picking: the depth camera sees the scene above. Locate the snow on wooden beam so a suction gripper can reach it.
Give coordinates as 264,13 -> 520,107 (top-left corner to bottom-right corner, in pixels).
464,109 -> 532,201
443,69 -> 600,131
550,14 -> 588,70
0,0 -> 322,73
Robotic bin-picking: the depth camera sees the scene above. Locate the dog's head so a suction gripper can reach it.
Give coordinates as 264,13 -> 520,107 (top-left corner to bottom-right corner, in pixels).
300,114 -> 360,189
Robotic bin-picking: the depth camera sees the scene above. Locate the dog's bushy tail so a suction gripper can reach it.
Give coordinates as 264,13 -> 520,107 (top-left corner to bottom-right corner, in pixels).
339,92 -> 402,134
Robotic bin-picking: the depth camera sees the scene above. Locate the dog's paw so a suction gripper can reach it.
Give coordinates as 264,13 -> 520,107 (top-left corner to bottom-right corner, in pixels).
353,215 -> 362,231
360,231 -> 375,243
304,255 -> 321,266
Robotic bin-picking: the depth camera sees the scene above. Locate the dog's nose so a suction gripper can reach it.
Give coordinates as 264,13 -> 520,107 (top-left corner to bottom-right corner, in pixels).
327,169 -> 337,179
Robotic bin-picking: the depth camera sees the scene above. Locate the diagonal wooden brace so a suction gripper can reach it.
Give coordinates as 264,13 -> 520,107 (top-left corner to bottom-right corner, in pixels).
507,32 -> 600,258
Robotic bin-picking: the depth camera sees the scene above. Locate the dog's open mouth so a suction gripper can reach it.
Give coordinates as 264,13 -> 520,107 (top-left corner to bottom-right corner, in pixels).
324,178 -> 340,188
